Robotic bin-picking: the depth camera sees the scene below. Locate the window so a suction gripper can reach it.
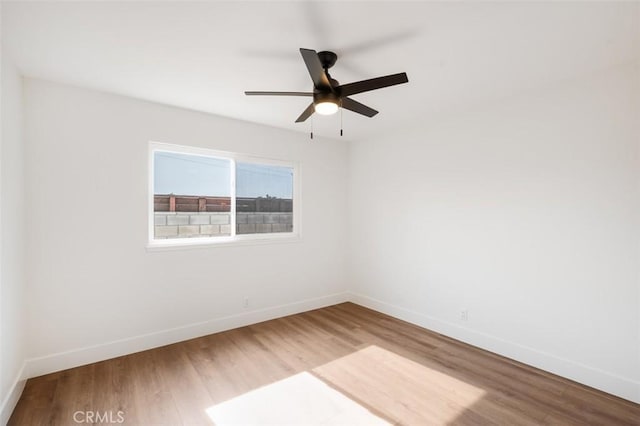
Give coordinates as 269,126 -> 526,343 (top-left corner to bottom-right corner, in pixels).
236,162 -> 294,235
149,142 -> 298,246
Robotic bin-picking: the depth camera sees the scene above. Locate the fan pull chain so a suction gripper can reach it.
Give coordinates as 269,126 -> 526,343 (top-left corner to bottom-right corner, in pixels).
340,103 -> 343,137
310,115 -> 314,140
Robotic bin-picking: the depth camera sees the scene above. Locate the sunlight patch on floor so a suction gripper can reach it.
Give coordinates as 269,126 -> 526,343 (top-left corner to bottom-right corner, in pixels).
313,345 -> 487,425
206,371 -> 390,426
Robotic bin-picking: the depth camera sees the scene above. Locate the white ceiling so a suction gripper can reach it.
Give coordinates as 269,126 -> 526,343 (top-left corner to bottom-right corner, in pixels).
3,1 -> 639,141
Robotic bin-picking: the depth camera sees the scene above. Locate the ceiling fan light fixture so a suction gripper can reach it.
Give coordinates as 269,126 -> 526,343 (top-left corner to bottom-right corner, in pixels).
314,100 -> 339,115
313,91 -> 340,115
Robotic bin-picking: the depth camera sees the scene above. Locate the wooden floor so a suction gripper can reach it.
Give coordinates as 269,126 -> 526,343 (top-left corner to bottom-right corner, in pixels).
10,303 -> 640,425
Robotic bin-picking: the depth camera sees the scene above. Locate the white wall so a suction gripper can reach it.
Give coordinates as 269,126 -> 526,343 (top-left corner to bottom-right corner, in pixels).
23,79 -> 349,376
348,62 -> 640,402
0,52 -> 27,422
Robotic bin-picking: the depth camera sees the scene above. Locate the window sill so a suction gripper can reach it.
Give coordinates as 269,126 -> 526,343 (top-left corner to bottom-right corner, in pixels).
146,233 -> 302,252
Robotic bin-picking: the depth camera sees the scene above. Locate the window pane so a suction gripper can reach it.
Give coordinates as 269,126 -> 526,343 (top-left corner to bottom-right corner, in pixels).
236,162 -> 293,234
154,151 -> 231,239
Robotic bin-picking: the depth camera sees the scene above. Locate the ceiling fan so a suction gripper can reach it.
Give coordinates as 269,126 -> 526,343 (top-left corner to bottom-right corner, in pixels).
245,48 -> 409,123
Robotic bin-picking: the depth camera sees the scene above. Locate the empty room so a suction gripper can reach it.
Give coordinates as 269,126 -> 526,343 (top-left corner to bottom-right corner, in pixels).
1,1 -> 639,425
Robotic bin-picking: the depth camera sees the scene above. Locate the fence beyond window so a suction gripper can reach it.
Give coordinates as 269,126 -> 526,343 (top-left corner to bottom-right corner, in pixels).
150,144 -> 296,244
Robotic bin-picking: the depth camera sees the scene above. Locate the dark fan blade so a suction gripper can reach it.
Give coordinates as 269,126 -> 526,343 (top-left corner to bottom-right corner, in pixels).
341,97 -> 378,118
300,48 -> 332,91
295,103 -> 315,123
338,72 -> 408,97
245,91 -> 313,96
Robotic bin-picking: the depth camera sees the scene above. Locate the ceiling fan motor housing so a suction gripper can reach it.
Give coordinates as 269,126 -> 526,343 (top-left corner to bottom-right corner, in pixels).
313,91 -> 340,105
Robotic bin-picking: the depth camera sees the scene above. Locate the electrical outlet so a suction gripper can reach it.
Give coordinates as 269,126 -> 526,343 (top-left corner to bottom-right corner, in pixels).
460,309 -> 469,321
244,298 -> 250,308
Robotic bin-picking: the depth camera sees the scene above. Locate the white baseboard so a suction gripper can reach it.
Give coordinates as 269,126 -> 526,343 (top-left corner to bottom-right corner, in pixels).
23,292 -> 350,380
0,362 -> 26,425
348,292 -> 640,404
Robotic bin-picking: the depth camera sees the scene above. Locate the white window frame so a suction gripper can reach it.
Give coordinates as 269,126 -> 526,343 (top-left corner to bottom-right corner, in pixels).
147,141 -> 301,249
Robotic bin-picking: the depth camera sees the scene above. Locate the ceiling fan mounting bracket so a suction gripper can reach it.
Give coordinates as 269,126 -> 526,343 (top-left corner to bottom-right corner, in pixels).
317,51 -> 338,69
